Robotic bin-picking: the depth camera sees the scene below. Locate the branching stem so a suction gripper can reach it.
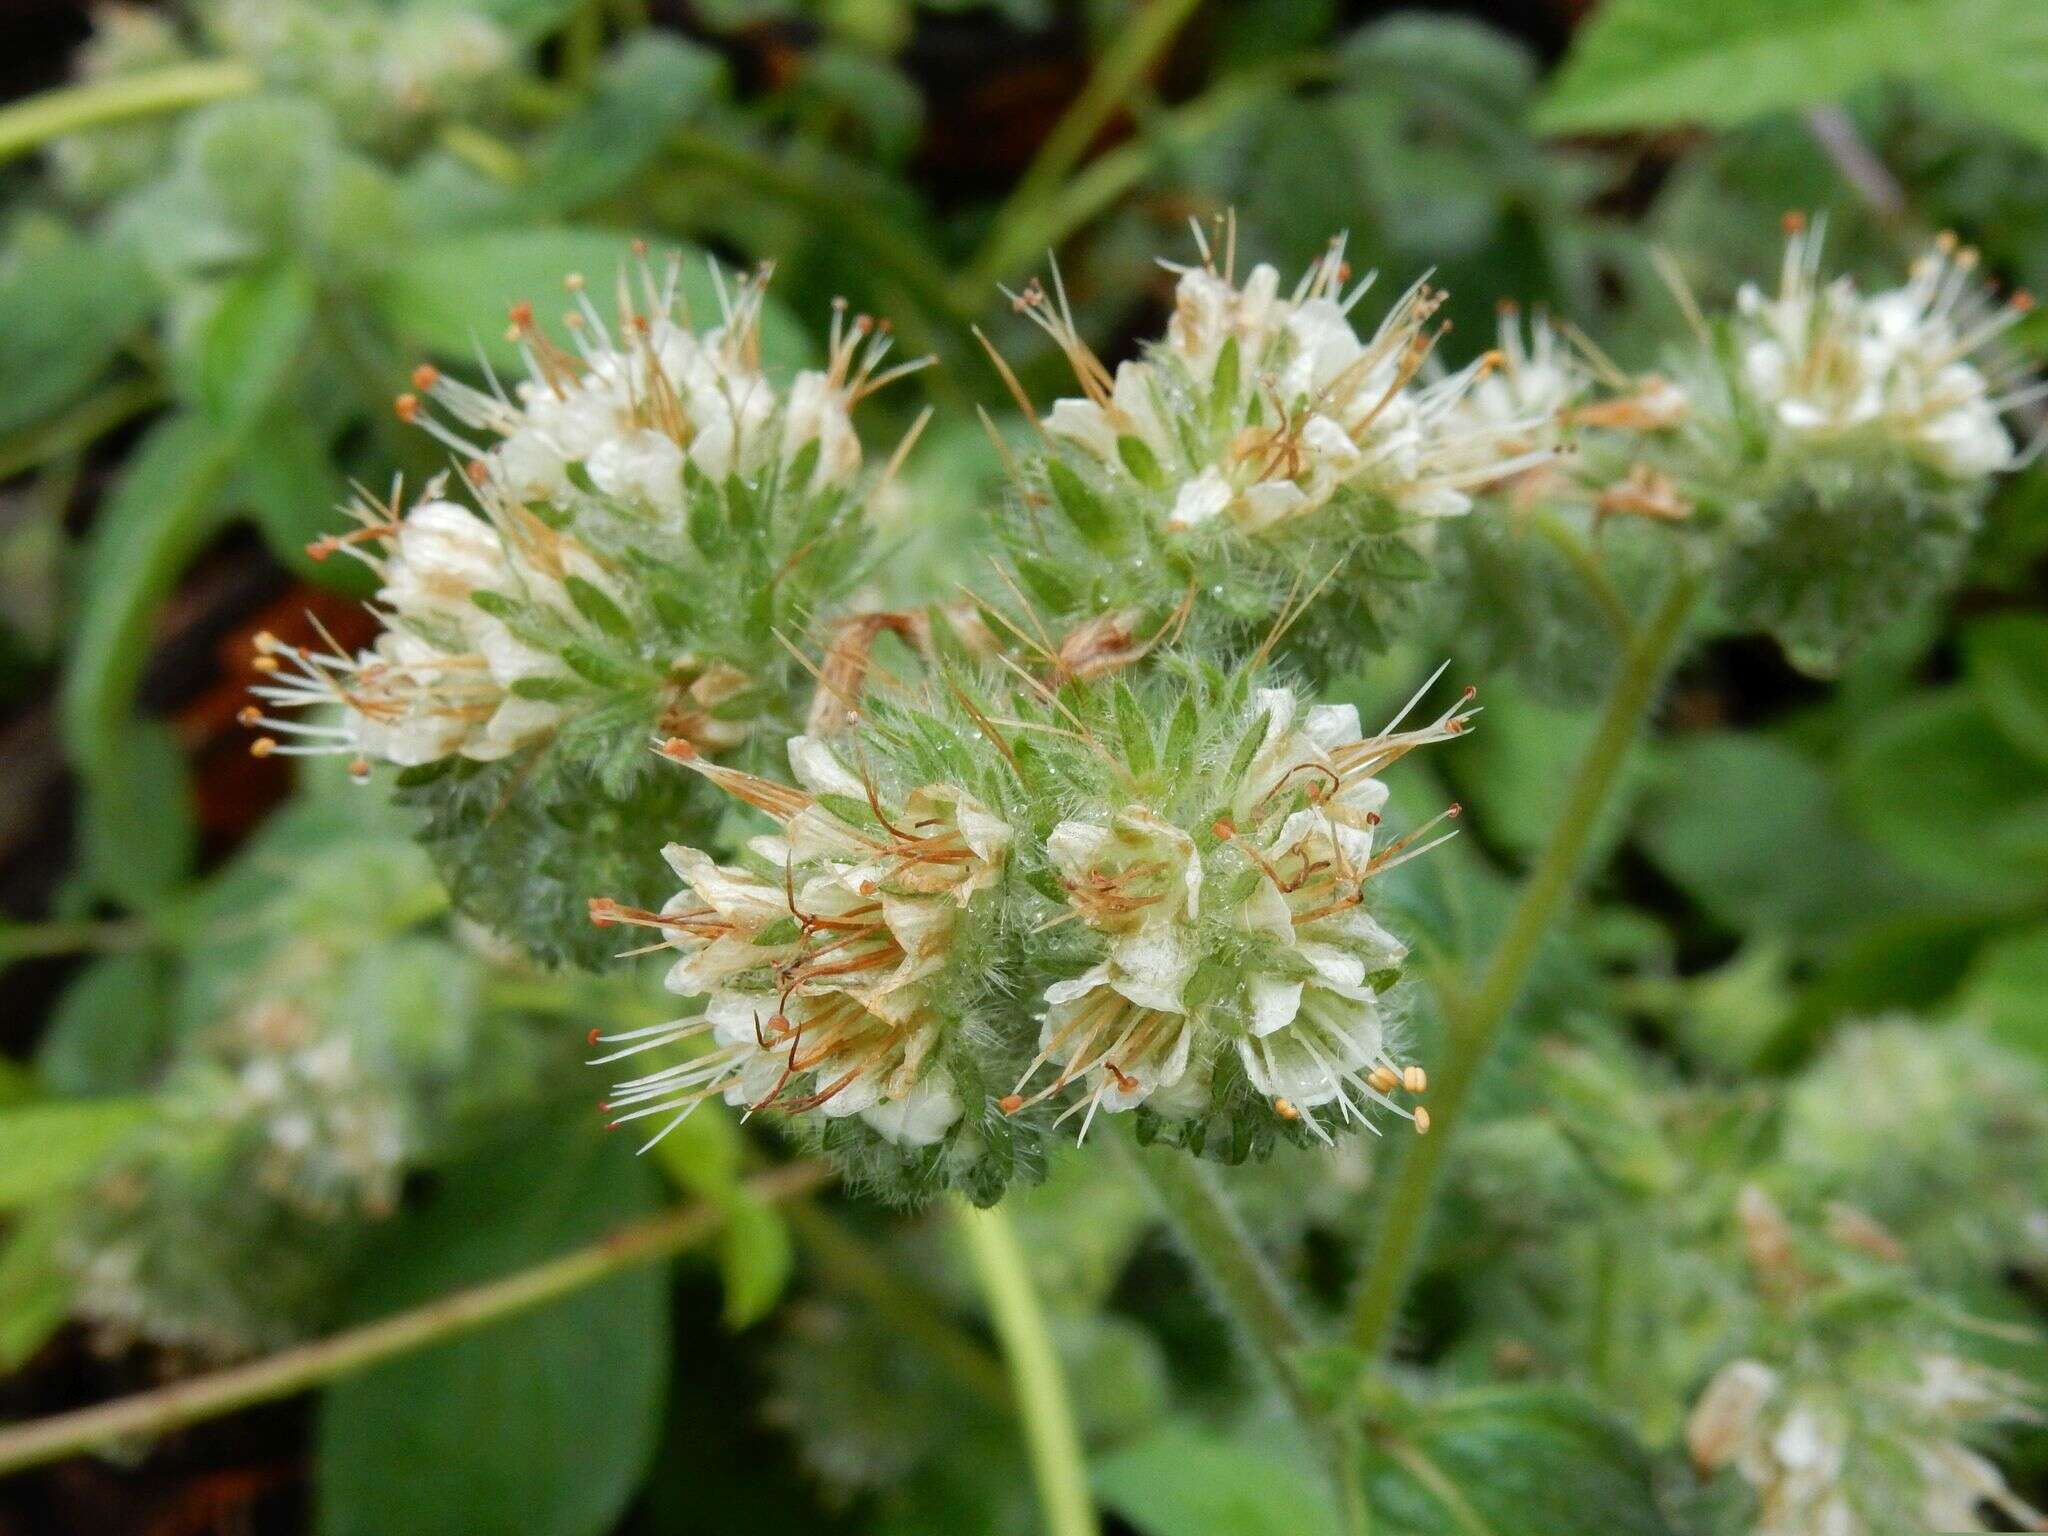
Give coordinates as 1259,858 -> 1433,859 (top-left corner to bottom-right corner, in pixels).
1345,572 -> 1702,1361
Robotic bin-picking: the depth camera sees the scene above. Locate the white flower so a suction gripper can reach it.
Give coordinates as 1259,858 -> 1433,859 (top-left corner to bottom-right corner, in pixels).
1026,226 -> 1556,538
1686,1349 -> 2045,1535
590,749 -> 1009,1152
1733,222 -> 2029,479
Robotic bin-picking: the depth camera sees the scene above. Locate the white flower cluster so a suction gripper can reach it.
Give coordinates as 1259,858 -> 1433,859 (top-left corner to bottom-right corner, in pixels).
214,997 -> 412,1219
245,491 -> 617,769
588,736 -> 1010,1151
1734,221 -> 2032,479
1028,227 -> 1556,537
1687,1351 -> 2045,1536
243,260 -> 910,774
407,262 -> 910,516
204,0 -> 517,142
1005,678 -> 1467,1142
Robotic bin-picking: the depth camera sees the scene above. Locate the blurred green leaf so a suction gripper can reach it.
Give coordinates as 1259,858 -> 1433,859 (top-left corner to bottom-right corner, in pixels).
372,226 -> 811,377
522,36 -> 727,215
316,1117 -> 668,1536
1840,690 -> 2048,904
1963,612 -> 2048,766
650,1106 -> 793,1329
60,412 -> 240,899
235,408 -> 361,584
1538,0 -> 2048,154
186,260 -> 317,433
1096,1419 -> 1341,1536
0,228 -> 153,436
0,1097 -> 153,1209
36,951 -> 175,1097
1365,1388 -> 1674,1536
0,1199 -> 75,1371
1954,924 -> 2048,1064
1637,734 -> 1930,942
458,0 -> 586,41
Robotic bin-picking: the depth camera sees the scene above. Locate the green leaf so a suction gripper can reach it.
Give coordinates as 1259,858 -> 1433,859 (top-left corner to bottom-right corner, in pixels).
1964,612 -> 2048,765
649,1106 -> 793,1329
315,1117 -> 668,1536
0,228 -> 153,435
185,260 -> 317,434
1537,0 -> 2048,155
1840,690 -> 2048,904
236,409 -> 363,586
1955,924 -> 2048,1064
372,227 -> 812,379
60,412 -> 241,898
36,952 -> 175,1098
462,0 -> 585,40
563,575 -> 633,641
522,36 -> 726,215
0,1097 -> 153,1209
1365,1389 -> 1674,1536
1638,734 -> 1930,943
1044,459 -> 1122,552
1096,1420 -> 1341,1536
0,1199 -> 75,1371
1118,434 -> 1167,491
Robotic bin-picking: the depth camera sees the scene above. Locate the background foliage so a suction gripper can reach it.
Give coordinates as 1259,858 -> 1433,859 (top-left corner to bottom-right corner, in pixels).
0,0 -> 2043,1533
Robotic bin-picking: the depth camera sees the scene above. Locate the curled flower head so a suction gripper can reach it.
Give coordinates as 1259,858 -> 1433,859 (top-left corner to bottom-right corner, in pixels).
1028,228 -> 1554,536
1733,220 -> 2031,479
243,252 -> 926,966
408,260 -> 924,513
1002,663 -> 1470,1152
589,734 -> 1010,1165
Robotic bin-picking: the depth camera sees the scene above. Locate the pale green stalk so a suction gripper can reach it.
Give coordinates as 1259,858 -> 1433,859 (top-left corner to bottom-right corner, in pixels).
0,61 -> 258,166
0,1162 -> 829,1477
954,1197 -> 1101,1536
965,0 -> 1204,294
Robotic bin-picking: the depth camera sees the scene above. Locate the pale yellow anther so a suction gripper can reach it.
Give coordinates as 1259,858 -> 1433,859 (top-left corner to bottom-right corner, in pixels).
1402,1065 -> 1427,1094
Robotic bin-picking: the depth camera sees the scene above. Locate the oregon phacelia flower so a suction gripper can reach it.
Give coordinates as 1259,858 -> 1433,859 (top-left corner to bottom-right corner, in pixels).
1027,229 -> 1555,535
1003,667 -> 1470,1148
589,734 -> 1008,1154
1733,221 -> 2031,478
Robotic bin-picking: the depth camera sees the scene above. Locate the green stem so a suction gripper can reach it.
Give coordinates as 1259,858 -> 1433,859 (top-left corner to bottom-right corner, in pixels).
955,55 -> 1335,304
975,0 -> 1204,286
660,131 -> 972,332
790,1202 -> 1011,1413
953,1198 -> 1100,1536
1345,572 -> 1702,1360
0,1161 -> 829,1477
1127,1145 -> 1367,1535
0,61 -> 259,166
0,917 -> 152,963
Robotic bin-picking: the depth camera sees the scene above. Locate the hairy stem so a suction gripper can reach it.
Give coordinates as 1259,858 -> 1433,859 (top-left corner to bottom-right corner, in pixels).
0,1161 -> 829,1477
953,1197 -> 1101,1536
1127,1143 -> 1368,1535
1345,572 -> 1701,1359
0,61 -> 259,166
